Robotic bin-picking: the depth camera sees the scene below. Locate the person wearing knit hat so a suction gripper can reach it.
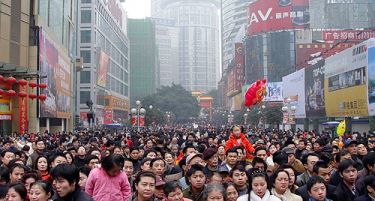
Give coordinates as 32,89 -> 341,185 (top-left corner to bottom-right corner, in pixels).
203,148 -> 218,176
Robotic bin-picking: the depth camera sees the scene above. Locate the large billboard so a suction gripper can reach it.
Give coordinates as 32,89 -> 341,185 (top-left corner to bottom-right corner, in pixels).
264,82 -> 283,102
247,0 -> 309,36
97,51 -> 109,88
367,40 -> 375,116
282,69 -> 306,118
324,41 -> 369,117
39,28 -> 72,119
305,60 -> 326,117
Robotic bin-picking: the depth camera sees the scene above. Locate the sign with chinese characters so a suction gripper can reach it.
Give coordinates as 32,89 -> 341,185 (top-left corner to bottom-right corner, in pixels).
103,109 -> 113,124
247,0 -> 309,36
0,114 -> 12,120
19,84 -> 28,134
323,30 -> 375,41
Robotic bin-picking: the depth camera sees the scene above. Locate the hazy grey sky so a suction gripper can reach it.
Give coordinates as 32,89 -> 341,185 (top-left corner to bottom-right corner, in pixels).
124,0 -> 151,19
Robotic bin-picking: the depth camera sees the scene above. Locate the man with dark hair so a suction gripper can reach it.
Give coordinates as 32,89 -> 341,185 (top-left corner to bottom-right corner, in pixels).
354,175 -> 375,201
8,163 -> 25,183
183,164 -> 206,201
218,147 -> 238,173
296,160 -> 336,201
49,152 -> 67,168
51,164 -> 93,201
356,152 -> 375,196
251,157 -> 267,171
84,155 -> 100,170
272,150 -> 288,172
296,140 -> 307,160
334,159 -> 359,201
182,144 -> 196,157
283,147 -> 305,174
27,139 -> 45,167
230,165 -> 248,196
0,149 -> 15,168
129,147 -> 140,170
297,153 -> 320,186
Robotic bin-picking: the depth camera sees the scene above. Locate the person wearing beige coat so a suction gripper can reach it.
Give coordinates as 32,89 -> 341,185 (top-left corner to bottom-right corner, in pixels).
270,169 -> 303,201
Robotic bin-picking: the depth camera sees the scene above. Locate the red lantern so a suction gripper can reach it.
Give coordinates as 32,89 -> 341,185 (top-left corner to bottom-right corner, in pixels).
6,77 -> 17,85
18,92 -> 28,98
0,75 -> 4,83
38,94 -> 47,101
38,83 -> 47,89
29,94 -> 37,100
18,79 -> 28,86
29,82 -> 37,88
5,90 -> 16,97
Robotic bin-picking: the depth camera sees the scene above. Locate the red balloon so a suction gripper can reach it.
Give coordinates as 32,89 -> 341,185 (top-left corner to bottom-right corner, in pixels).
244,79 -> 267,107
38,94 -> 47,101
29,94 -> 37,99
0,89 -> 3,95
0,75 -> 4,83
6,77 -> 17,85
29,82 -> 37,88
5,90 -> 16,97
18,79 -> 28,86
38,83 -> 47,89
18,92 -> 28,98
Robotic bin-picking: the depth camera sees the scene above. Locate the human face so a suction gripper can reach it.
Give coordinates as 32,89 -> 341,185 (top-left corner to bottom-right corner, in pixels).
308,182 -> 326,201
171,146 -> 179,155
206,190 -> 224,201
208,174 -> 223,184
124,161 -> 134,177
52,156 -> 67,168
36,141 -> 45,151
226,185 -> 239,201
91,150 -> 101,160
186,148 -> 196,156
53,178 -> 76,198
79,172 -> 88,190
167,187 -> 184,201
65,154 -> 73,164
188,156 -> 204,168
347,144 -> 357,155
114,148 -> 123,155
152,160 -> 165,176
274,172 -> 289,194
2,152 -> 15,166
269,145 -> 277,155
10,167 -> 25,183
188,171 -> 206,190
227,153 -> 238,166
287,154 -> 296,164
317,167 -> 331,184
232,170 -> 247,188
155,186 -> 164,199
146,140 -> 154,149
233,127 -> 241,137
25,177 -> 36,195
256,150 -> 267,161
88,159 -> 100,170
207,154 -> 218,168
297,141 -> 306,150
130,150 -> 140,160
252,176 -> 268,198
218,146 -> 225,155
29,184 -> 51,201
141,161 -> 151,171
357,144 -> 368,156
187,135 -> 194,142
165,153 -> 174,166
146,152 -> 156,159
37,157 -> 48,171
237,149 -> 245,161
284,168 -> 295,188
136,176 -> 155,200
6,187 -> 23,201
306,156 -> 319,174
340,165 -> 358,185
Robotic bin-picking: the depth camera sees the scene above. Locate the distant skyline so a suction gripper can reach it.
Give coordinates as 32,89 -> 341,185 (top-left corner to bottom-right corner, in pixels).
124,0 -> 151,19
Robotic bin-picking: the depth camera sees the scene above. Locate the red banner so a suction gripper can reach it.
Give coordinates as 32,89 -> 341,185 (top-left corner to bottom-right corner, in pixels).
19,84 -> 28,134
103,109 -> 113,124
247,0 -> 309,36
139,116 -> 145,127
80,112 -> 88,121
131,116 -> 137,126
323,30 -> 375,41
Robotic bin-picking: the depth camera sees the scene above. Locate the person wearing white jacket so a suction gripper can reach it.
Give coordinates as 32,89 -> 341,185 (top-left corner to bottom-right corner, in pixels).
237,170 -> 281,201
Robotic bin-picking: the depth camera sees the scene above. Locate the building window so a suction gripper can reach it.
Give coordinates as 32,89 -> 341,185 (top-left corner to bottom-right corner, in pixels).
80,91 -> 90,104
81,30 -> 91,43
81,10 -> 91,23
80,71 -> 91,83
81,0 -> 91,3
80,50 -> 91,63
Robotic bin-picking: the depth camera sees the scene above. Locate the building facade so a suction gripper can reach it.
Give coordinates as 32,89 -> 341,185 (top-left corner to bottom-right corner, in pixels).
128,18 -> 158,106
78,0 -> 130,125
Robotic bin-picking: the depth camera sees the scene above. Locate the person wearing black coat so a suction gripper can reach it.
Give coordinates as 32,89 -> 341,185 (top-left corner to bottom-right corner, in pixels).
333,160 -> 360,201
353,175 -> 375,201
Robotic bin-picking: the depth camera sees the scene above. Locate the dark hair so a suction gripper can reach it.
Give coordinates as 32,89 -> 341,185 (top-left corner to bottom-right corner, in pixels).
79,166 -> 91,177
202,184 -> 225,201
133,171 -> 156,190
49,152 -> 67,165
364,175 -> 375,191
0,167 -> 9,183
84,155 -> 99,165
273,151 -> 288,166
144,149 -> 157,158
248,169 -> 269,190
185,164 -> 205,185
21,171 -> 40,183
65,152 -> 74,163
301,153 -> 320,165
254,147 -> 267,156
338,159 -> 358,173
9,163 -> 26,174
101,154 -> 125,172
251,157 -> 267,170
312,160 -> 329,174
306,176 -> 326,192
150,157 -> 166,168
229,165 -> 246,177
130,147 -> 139,153
226,147 -> 238,156
0,184 -> 8,199
34,155 -> 49,171
207,171 -> 222,181
124,157 -> 134,165
270,169 -> 289,187
223,182 -> 237,192
0,149 -> 14,157
8,183 -> 27,200
50,164 -> 79,185
30,180 -> 53,198
362,152 -> 375,171
164,181 -> 182,196
183,144 -> 195,155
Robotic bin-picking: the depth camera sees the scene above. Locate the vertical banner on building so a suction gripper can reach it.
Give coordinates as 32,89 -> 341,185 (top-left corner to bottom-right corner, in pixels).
234,43 -> 245,91
19,84 -> 28,134
305,60 -> 326,117
324,40 -> 370,117
103,109 -> 113,124
367,39 -> 375,115
97,51 -> 109,87
282,69 -> 306,118
131,116 -> 137,126
139,116 -> 145,127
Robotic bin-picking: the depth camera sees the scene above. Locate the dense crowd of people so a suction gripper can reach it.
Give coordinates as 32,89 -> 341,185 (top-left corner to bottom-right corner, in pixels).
0,124 -> 374,201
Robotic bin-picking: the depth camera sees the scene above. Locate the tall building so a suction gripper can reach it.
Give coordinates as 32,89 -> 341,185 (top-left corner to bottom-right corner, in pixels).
221,0 -> 252,71
153,0 -> 220,92
78,0 -> 130,125
128,19 -> 158,105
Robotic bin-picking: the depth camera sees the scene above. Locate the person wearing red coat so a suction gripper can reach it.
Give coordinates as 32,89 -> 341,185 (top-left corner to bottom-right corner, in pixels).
225,126 -> 255,161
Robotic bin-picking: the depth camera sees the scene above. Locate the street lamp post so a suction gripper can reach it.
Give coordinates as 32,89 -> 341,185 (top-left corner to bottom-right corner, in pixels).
244,113 -> 248,125
131,100 -> 146,132
228,113 -> 234,125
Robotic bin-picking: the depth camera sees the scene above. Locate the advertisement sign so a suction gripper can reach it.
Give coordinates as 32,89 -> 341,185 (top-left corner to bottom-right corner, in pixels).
367,39 -> 375,115
324,40 -> 369,117
39,28 -> 72,118
234,43 -> 245,91
305,60 -> 326,117
247,0 -> 309,36
97,51 -> 109,88
264,82 -> 283,102
282,69 -> 306,118
323,30 -> 375,42
104,109 -> 113,124
80,112 -> 88,121
19,84 -> 28,134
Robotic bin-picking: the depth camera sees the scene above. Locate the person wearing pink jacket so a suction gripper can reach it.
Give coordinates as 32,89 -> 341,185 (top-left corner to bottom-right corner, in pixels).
85,154 -> 132,201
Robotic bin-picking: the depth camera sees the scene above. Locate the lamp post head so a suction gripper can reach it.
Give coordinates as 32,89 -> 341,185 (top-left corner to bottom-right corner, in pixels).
140,108 -> 146,114
149,105 -> 153,109
282,106 -> 288,112
131,108 -> 137,114
261,105 -> 266,109
136,100 -> 141,106
244,113 -> 248,117
291,105 -> 297,112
